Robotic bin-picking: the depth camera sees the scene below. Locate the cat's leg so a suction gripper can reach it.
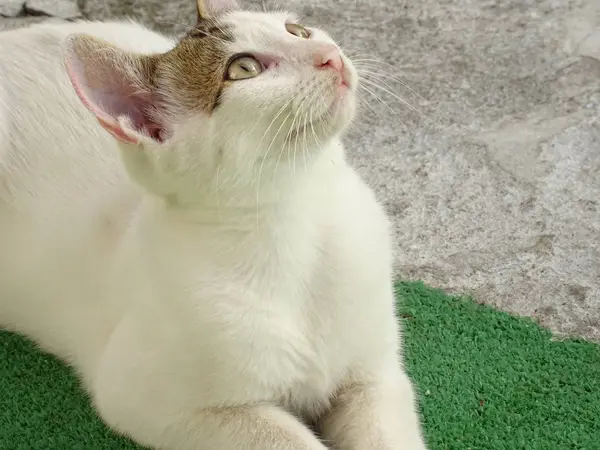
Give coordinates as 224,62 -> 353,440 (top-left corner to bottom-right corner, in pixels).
99,403 -> 330,450
319,370 -> 427,450
91,339 -> 329,449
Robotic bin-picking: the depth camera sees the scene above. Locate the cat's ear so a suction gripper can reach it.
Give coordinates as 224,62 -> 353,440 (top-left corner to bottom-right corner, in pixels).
64,34 -> 166,146
196,0 -> 239,21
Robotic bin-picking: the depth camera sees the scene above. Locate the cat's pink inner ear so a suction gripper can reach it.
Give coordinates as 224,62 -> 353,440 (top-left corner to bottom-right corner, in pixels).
197,0 -> 239,20
64,35 -> 164,146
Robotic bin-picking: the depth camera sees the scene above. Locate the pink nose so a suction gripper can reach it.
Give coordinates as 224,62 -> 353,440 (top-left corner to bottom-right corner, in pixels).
314,46 -> 344,73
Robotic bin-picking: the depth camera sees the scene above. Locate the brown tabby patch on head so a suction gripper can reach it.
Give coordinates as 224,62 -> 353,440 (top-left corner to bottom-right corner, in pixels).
155,19 -> 234,114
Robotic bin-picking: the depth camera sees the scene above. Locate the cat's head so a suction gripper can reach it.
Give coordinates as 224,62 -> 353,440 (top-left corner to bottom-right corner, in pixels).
64,0 -> 357,203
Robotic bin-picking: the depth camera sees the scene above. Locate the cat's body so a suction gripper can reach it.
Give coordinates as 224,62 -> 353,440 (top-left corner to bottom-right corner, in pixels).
0,2 -> 428,449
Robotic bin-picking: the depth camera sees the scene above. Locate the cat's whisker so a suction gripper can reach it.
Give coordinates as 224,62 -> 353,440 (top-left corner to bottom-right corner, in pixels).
301,103 -> 310,173
242,99 -> 286,149
301,88 -> 324,172
291,93 -> 312,176
263,109 -> 294,170
295,92 -> 314,175
358,76 -> 424,117
358,77 -> 424,119
355,91 -> 380,119
356,90 -> 378,115
254,97 -> 298,222
210,102 -> 279,201
244,98 -> 285,141
344,50 -> 373,59
361,79 -> 426,126
268,0 -> 285,14
345,121 -> 369,143
213,165 -> 224,225
355,66 -> 427,103
275,98 -> 304,179
282,87 -> 316,176
303,116 -> 311,171
254,94 -> 297,156
345,54 -> 406,69
354,63 -> 424,97
280,105 -> 299,174
255,109 -> 293,229
358,83 -> 408,131
254,97 -> 296,149
351,56 -> 416,71
300,89 -> 321,164
212,21 -> 233,41
273,136 -> 291,182
189,28 -> 233,45
253,96 -> 296,219
307,103 -> 323,166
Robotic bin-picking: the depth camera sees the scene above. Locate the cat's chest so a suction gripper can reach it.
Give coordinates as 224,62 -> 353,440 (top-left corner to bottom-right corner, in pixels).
240,228 -> 390,416
204,246 -> 383,418
227,284 -> 358,416
165,170 -> 391,414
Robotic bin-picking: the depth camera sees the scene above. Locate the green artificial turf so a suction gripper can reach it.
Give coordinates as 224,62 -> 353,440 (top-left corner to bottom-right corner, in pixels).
1,281 -> 599,449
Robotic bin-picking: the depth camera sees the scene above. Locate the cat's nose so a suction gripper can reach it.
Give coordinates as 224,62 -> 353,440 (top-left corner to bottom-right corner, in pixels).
314,46 -> 344,73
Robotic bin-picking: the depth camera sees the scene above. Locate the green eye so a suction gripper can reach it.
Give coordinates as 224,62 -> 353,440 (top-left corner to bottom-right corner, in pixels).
226,55 -> 263,81
285,23 -> 310,39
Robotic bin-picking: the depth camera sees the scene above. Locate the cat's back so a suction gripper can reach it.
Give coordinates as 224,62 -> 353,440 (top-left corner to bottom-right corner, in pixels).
0,19 -> 175,57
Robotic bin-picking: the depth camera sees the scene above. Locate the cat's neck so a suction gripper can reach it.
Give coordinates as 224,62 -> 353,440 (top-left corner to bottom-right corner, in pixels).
157,140 -> 345,226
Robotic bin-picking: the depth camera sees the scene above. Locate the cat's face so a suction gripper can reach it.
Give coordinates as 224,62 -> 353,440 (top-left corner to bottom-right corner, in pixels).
208,11 -> 356,145
65,0 -> 358,200
160,9 -> 357,162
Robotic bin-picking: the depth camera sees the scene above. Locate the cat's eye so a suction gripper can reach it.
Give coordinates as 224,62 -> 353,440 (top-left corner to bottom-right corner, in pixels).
226,55 -> 263,81
286,23 -> 310,39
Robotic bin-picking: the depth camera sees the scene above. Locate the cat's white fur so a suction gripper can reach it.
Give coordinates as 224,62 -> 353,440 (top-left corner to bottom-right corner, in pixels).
0,7 -> 428,450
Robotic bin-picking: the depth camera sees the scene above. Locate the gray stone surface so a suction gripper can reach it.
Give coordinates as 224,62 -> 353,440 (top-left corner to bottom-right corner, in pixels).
0,0 -> 599,341
0,0 -> 23,17
0,14 -> 54,30
25,0 -> 80,19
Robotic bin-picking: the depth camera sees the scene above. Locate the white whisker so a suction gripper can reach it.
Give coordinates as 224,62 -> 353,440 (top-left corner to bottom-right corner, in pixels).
254,109 -> 293,229
358,77 -> 425,118
252,93 -> 299,228
358,83 -> 407,130
352,57 -> 416,72
301,102 -> 310,173
355,66 -> 427,102
356,91 -> 380,119
275,97 -> 304,179
287,88 -> 314,176
308,102 -> 321,152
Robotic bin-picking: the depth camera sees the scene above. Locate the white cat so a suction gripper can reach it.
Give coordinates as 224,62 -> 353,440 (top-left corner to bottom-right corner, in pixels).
0,0 -> 428,448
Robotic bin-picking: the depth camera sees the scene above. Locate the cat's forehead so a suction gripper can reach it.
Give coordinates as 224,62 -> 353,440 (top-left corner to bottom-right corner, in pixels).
220,11 -> 334,60
220,11 -> 310,50
221,11 -> 299,34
